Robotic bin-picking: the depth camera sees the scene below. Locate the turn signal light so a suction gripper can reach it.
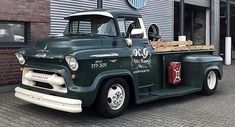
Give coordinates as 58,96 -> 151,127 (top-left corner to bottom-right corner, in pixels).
72,74 -> 76,80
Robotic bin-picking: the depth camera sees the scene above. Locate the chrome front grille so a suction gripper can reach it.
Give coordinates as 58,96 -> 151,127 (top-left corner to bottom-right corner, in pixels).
22,68 -> 67,93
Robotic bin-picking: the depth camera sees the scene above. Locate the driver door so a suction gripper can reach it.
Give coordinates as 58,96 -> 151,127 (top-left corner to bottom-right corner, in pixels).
117,17 -> 158,87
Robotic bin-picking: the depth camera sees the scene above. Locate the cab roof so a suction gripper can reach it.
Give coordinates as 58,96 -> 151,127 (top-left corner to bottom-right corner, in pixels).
65,9 -> 142,19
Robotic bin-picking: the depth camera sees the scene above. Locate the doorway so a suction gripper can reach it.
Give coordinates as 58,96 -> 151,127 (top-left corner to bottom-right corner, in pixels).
174,2 -> 208,45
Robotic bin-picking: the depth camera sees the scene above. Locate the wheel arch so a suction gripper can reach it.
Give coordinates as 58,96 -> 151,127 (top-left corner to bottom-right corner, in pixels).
204,66 -> 222,80
92,69 -> 137,105
202,66 -> 220,95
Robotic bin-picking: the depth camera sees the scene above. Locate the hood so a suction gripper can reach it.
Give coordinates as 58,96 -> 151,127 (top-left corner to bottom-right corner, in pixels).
23,35 -> 103,59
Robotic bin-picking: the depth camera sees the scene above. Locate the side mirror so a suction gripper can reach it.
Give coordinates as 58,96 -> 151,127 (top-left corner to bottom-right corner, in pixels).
148,32 -> 161,41
155,35 -> 161,40
125,29 -> 143,47
130,29 -> 144,37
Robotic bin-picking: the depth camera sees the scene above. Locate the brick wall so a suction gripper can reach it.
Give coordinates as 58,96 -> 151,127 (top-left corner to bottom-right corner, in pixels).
0,0 -> 50,85
0,49 -> 21,85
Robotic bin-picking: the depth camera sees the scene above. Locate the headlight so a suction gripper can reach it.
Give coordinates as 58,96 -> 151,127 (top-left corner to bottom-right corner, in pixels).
15,53 -> 25,65
65,56 -> 79,71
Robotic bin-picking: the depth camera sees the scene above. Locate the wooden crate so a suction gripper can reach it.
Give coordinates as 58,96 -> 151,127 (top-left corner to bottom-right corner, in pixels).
151,40 -> 214,52
151,40 -> 193,48
155,45 -> 214,52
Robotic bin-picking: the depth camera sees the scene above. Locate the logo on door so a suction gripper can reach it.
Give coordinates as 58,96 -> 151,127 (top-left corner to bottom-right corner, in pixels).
131,48 -> 151,73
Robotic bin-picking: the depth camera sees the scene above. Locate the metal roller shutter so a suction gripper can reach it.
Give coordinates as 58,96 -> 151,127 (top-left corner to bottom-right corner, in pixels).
103,0 -> 174,40
174,0 -> 210,7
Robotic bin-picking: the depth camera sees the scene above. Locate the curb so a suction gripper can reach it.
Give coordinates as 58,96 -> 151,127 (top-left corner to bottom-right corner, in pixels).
0,84 -> 17,93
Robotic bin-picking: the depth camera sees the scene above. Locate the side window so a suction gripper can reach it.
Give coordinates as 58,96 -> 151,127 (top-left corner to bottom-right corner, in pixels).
117,17 -> 142,38
117,18 -> 126,37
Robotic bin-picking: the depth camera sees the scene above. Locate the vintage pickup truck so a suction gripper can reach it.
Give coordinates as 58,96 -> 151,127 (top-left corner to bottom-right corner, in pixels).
15,9 -> 223,118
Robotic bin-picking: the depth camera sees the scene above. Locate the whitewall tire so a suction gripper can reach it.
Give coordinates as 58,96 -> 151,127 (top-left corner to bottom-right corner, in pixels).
202,70 -> 218,95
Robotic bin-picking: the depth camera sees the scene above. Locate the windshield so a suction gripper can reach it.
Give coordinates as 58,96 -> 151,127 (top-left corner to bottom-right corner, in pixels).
64,15 -> 116,36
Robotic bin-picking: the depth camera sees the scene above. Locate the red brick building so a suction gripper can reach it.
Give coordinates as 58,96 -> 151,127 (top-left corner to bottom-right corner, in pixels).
0,0 -> 50,85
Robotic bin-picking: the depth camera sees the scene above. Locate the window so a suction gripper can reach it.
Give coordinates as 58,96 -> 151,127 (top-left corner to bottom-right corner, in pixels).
66,15 -> 116,36
117,17 -> 142,38
0,21 -> 29,47
117,18 -> 126,36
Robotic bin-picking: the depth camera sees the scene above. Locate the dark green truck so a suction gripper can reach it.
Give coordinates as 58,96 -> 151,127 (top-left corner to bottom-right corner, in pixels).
15,9 -> 223,118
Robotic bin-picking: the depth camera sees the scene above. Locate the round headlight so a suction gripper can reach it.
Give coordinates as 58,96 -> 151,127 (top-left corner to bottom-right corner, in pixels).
15,53 -> 25,65
65,56 -> 79,71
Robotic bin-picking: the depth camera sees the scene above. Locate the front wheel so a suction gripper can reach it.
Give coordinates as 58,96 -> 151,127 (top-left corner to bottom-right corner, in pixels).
96,78 -> 130,118
202,70 -> 218,95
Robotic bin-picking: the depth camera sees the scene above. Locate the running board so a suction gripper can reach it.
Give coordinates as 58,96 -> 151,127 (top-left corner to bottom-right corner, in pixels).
136,86 -> 201,104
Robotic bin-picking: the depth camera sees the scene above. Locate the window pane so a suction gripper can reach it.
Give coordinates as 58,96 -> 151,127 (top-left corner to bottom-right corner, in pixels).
79,21 -> 91,33
67,16 -> 116,36
0,22 -> 25,43
117,17 -> 141,38
126,19 -> 141,34
97,20 -> 116,36
71,21 -> 78,34
117,18 -> 126,37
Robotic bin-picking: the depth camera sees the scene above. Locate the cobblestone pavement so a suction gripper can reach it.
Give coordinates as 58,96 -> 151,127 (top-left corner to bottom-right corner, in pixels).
1,63 -> 235,127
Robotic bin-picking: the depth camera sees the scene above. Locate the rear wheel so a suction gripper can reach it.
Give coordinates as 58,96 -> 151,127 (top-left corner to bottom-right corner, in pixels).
202,70 -> 218,95
96,78 -> 130,118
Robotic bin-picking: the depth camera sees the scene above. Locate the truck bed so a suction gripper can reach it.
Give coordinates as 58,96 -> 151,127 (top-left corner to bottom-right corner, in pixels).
151,40 -> 214,53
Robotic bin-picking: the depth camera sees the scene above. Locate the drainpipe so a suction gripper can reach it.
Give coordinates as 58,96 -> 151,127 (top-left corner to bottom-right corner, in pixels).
225,0 -> 231,65
97,0 -> 103,9
178,0 -> 186,41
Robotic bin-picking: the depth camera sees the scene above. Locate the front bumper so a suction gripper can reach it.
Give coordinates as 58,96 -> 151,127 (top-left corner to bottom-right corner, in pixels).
15,87 -> 82,113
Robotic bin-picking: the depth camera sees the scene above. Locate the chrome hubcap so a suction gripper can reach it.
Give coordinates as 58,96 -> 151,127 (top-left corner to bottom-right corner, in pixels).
207,71 -> 216,90
107,84 -> 125,110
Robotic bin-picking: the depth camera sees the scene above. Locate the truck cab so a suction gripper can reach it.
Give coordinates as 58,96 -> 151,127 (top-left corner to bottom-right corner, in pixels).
15,9 -> 223,118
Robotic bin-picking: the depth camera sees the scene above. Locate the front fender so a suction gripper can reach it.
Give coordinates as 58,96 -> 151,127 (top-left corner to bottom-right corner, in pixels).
84,69 -> 135,106
94,69 -> 134,86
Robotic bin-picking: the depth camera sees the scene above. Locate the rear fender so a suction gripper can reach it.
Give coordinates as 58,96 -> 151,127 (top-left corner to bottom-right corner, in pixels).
205,66 -> 223,80
181,55 -> 223,88
182,55 -> 223,63
182,55 -> 223,79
